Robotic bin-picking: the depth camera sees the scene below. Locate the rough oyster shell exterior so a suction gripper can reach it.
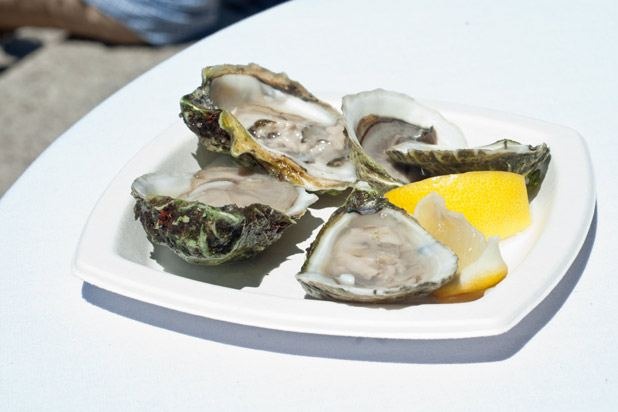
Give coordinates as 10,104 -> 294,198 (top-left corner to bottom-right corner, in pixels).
387,139 -> 551,200
131,170 -> 317,265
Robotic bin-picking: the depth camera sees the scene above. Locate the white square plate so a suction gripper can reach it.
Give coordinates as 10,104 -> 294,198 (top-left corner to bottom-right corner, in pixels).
73,100 -> 595,339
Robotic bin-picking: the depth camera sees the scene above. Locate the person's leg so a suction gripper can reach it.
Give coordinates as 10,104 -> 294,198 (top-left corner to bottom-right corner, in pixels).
0,0 -> 143,44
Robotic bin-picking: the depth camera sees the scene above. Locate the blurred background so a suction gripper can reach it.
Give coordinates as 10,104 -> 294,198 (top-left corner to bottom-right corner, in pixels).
0,0 -> 285,196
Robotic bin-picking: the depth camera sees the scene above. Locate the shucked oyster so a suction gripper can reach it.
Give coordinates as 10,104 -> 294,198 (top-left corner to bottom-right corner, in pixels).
132,166 -> 318,265
342,89 -> 467,191
180,64 -> 357,192
387,139 -> 551,200
296,190 -> 458,303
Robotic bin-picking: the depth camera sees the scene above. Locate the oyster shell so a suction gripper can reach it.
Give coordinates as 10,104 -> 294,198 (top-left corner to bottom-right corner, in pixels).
296,190 -> 458,303
342,89 -> 467,191
180,64 -> 357,192
132,166 -> 318,265
387,139 -> 551,200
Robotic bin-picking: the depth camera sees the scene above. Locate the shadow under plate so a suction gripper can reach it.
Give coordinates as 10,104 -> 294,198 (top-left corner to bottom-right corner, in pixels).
83,206 -> 597,364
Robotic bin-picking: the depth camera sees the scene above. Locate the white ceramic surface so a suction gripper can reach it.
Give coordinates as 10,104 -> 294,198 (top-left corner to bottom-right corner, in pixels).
4,0 -> 616,409
73,100 -> 594,339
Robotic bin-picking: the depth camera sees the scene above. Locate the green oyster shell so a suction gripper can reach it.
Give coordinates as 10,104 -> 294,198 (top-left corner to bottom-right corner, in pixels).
347,134 -> 404,194
347,125 -> 434,195
386,139 -> 551,200
181,63 -> 321,153
180,63 -> 356,192
340,89 -> 467,195
296,190 -> 458,303
132,191 -> 297,266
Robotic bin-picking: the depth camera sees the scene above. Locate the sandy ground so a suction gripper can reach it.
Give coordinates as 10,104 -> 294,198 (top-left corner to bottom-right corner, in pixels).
0,28 -> 186,196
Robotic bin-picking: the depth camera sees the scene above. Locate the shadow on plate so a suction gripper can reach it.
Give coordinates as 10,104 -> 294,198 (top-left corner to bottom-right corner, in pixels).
193,144 -> 219,169
151,211 -> 324,288
82,206 -> 597,364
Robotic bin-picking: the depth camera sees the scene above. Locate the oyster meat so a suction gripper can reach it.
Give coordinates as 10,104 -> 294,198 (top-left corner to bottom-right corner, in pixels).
132,166 -> 318,265
387,139 -> 551,200
342,89 -> 467,191
181,64 -> 357,192
296,191 -> 458,303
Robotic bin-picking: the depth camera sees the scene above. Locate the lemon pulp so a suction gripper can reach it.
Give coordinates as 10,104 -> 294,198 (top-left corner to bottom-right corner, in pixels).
413,193 -> 508,299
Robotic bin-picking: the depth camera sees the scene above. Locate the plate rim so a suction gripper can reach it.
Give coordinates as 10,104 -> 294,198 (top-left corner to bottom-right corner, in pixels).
72,100 -> 596,339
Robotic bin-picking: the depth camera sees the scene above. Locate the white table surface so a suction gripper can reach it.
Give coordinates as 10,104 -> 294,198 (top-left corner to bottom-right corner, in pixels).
2,0 -> 616,410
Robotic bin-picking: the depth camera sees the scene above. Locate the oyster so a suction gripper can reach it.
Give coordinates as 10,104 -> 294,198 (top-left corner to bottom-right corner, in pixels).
132,166 -> 318,265
296,191 -> 458,303
180,64 -> 357,192
387,139 -> 551,200
341,89 -> 467,191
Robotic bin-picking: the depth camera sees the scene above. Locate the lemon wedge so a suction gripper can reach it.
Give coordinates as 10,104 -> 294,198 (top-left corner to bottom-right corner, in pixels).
413,192 -> 508,299
385,171 -> 530,239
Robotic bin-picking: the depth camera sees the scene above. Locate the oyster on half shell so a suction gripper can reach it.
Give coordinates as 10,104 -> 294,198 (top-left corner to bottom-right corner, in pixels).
132,166 -> 318,265
342,89 -> 467,192
296,190 -> 458,303
180,64 -> 357,192
387,139 -> 551,200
